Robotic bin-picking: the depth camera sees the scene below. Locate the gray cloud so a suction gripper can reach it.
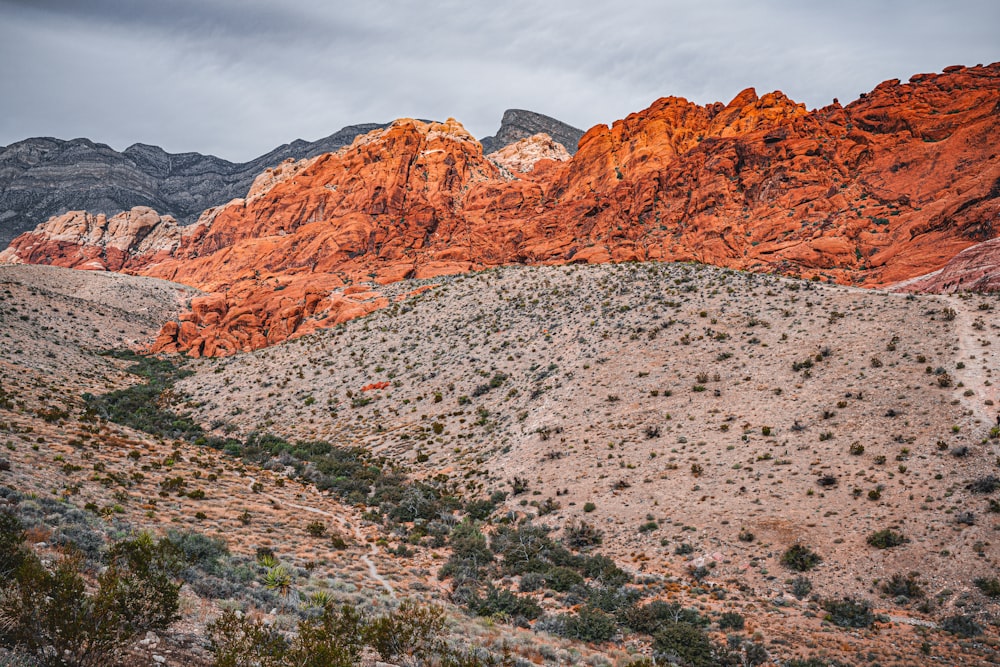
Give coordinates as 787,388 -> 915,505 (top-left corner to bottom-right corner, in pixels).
1,0 -> 996,161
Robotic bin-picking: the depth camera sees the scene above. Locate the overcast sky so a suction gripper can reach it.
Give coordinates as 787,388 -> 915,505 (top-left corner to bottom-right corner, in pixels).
1,0 -> 996,162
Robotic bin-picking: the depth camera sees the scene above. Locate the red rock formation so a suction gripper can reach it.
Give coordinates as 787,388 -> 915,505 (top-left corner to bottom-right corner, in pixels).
3,64 -> 998,355
0,207 -> 185,271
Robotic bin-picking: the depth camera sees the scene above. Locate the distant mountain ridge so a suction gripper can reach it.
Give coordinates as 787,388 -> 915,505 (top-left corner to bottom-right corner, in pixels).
480,109 -> 584,155
0,123 -> 388,248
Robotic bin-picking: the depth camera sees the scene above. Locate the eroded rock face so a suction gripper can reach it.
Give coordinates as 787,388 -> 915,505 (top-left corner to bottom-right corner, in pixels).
4,64 -> 999,355
487,133 -> 571,174
0,207 -> 185,271
894,238 -> 1000,293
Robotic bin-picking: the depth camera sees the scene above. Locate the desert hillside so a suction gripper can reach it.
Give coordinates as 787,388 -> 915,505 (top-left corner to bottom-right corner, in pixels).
1,263 -> 998,665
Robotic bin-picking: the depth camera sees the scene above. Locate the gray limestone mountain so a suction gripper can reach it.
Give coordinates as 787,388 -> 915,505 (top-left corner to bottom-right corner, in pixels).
479,109 -> 585,156
0,123 -> 387,248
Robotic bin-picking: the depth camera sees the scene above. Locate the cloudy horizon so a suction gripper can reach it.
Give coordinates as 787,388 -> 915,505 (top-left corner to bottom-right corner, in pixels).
1,0 -> 997,162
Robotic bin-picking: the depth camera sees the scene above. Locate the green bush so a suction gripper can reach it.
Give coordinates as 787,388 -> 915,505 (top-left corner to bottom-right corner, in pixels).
471,585 -> 542,621
718,611 -> 745,630
0,510 -> 27,577
363,601 -> 445,663
790,575 -> 813,600
781,544 -> 822,571
866,529 -> 906,549
882,572 -> 924,599
166,529 -> 229,572
210,601 -> 506,667
940,614 -> 983,637
545,566 -> 584,592
0,531 -> 183,667
563,520 -> 604,550
560,606 -> 617,642
306,521 -> 327,537
821,597 -> 874,628
621,600 -> 707,635
974,577 -> 1000,597
652,622 -> 716,667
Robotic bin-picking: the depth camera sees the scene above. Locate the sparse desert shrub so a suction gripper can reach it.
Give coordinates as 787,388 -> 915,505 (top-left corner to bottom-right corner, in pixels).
306,521 -> 327,537
816,475 -> 838,488
329,531 -> 349,550
940,614 -> 983,637
166,529 -> 229,573
967,475 -> 1000,494
738,529 -> 755,543
866,529 -> 907,549
564,520 -> 604,550
638,520 -> 658,533
509,476 -> 529,496
652,622 -> 716,667
849,442 -> 865,455
583,501 -> 597,513
955,511 -> 976,525
535,497 -> 561,516
718,611 -> 745,630
882,572 -> 924,599
781,544 -> 821,572
790,576 -> 813,600
821,597 -> 874,628
974,577 -> 1000,597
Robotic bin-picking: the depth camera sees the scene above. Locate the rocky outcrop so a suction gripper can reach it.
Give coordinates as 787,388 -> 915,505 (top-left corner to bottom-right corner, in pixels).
4,64 -> 999,356
893,237 -> 1000,293
0,207 -> 187,271
0,124 -> 389,248
479,109 -> 585,155
487,133 -> 571,174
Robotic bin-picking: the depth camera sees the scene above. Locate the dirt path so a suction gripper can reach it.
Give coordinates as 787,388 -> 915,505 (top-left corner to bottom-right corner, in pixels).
246,477 -> 397,600
946,296 -> 999,420
946,296 -> 1000,458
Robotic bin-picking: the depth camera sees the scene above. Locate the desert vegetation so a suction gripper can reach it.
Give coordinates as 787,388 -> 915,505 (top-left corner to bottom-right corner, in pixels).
1,262 -> 998,665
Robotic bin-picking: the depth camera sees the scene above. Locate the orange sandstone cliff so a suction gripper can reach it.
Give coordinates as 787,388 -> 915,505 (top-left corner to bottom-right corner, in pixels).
1,64 -> 997,356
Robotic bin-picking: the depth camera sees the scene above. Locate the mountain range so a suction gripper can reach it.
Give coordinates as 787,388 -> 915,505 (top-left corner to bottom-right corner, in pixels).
1,63 -> 998,358
0,111 -> 582,248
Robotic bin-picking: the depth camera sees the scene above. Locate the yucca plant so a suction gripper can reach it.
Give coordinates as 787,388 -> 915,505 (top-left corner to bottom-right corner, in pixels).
263,564 -> 294,600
